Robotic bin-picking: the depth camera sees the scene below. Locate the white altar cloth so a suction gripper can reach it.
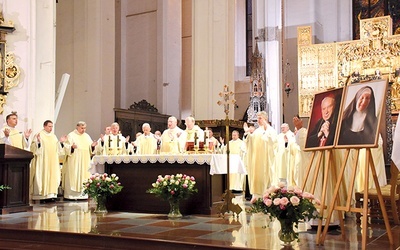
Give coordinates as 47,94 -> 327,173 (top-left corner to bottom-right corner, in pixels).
209,154 -> 247,175
91,154 -> 246,175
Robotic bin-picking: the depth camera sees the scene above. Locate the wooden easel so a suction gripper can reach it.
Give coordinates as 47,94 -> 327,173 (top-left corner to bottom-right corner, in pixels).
319,148 -> 393,249
301,149 -> 345,245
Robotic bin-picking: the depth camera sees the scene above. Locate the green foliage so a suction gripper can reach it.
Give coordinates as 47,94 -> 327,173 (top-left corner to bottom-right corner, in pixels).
0,185 -> 10,192
147,174 -> 198,202
83,173 -> 123,199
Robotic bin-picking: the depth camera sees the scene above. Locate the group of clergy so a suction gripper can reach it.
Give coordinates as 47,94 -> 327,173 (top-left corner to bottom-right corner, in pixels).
0,113 -> 225,202
0,111 -> 388,219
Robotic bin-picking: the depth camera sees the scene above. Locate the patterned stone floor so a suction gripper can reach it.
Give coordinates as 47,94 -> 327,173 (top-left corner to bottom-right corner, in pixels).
0,195 -> 398,249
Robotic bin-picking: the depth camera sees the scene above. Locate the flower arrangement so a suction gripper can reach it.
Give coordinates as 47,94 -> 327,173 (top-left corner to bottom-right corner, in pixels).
147,174 -> 198,202
83,173 -> 123,199
249,183 -> 320,242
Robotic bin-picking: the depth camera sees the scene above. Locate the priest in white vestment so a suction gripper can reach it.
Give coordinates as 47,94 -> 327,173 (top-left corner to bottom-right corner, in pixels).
136,123 -> 158,154
182,116 -> 204,150
91,126 -> 111,174
228,130 -> 245,191
291,116 -> 311,188
207,128 -> 223,153
242,125 -> 255,199
62,121 -> 97,199
0,112 -> 32,150
95,122 -> 129,155
273,123 -> 295,186
30,120 -> 66,200
94,126 -> 111,155
160,116 -> 184,154
130,132 -> 143,154
243,111 -> 277,199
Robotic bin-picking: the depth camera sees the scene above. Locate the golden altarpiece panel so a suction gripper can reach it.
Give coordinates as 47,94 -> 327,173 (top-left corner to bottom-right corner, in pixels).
0,13 -> 20,114
298,16 -> 400,117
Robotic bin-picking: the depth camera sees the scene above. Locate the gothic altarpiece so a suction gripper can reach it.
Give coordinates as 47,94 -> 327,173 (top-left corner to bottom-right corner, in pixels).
297,15 -> 400,160
246,42 -> 268,124
297,16 -> 400,117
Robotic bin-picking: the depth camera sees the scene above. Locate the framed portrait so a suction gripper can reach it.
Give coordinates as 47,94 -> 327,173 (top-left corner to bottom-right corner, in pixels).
336,79 -> 387,148
304,88 -> 344,151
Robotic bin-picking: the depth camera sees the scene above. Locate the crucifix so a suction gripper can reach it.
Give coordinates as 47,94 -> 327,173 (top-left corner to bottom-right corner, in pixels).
108,135 -> 112,148
116,134 -> 121,148
217,85 -> 242,217
193,132 -> 198,147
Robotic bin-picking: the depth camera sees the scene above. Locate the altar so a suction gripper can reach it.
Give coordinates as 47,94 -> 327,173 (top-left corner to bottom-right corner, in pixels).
92,154 -> 246,215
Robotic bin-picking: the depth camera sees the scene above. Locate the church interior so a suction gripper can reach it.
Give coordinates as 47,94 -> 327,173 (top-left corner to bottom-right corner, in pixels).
1,0 -> 400,249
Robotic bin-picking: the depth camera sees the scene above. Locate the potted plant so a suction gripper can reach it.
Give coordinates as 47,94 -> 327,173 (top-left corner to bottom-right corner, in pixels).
249,182 -> 320,245
83,173 -> 123,213
147,174 -> 198,219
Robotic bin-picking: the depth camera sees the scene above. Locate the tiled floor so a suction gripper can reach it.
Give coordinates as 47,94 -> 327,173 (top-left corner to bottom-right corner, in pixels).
0,195 -> 399,249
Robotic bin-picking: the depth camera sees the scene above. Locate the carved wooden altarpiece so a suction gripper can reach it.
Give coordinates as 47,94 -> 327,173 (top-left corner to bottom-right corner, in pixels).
0,12 -> 20,114
298,16 -> 400,117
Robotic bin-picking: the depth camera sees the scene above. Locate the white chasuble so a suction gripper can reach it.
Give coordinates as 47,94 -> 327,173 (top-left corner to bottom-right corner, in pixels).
30,130 -> 62,199
62,130 -> 93,199
229,139 -> 245,190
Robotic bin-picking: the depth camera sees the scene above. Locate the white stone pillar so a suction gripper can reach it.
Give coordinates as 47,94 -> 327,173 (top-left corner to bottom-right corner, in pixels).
158,0 -> 182,118
254,0 -> 283,130
192,0 -> 235,120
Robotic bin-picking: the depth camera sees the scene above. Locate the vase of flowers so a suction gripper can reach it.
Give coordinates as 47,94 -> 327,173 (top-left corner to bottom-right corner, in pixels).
278,218 -> 296,245
147,174 -> 198,219
250,183 -> 320,245
83,173 -> 123,213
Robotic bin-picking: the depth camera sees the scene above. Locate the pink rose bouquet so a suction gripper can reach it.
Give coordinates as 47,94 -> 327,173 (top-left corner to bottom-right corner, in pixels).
83,173 -> 123,199
147,174 -> 198,202
250,182 -> 320,231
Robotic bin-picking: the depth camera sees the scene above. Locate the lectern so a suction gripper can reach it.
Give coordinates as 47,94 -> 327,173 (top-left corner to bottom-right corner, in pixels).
0,144 -> 33,214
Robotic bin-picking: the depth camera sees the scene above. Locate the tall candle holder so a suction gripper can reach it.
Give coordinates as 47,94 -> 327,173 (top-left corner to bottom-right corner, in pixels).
216,85 -> 242,217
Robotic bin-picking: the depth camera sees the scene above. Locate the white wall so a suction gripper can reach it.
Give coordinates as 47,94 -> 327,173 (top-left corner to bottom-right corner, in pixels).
56,0 -> 115,139
3,0 -> 56,134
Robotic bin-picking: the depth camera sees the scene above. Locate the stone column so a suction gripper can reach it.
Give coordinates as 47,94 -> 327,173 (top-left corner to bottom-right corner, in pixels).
158,0 -> 182,118
192,0 -> 235,120
254,0 -> 283,129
